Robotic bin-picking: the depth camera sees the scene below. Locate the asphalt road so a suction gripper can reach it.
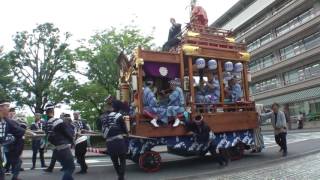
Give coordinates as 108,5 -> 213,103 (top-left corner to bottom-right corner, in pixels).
11,130 -> 320,180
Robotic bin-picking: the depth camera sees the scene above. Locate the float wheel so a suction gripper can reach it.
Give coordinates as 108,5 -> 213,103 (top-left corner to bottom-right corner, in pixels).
229,143 -> 245,161
138,151 -> 161,172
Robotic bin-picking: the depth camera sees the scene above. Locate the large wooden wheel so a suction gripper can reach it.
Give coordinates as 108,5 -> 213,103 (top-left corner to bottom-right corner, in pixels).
138,151 -> 162,172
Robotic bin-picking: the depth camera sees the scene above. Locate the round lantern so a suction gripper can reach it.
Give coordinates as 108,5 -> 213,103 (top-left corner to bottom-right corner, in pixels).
224,61 -> 233,72
234,62 -> 243,72
208,59 -> 217,70
196,58 -> 206,69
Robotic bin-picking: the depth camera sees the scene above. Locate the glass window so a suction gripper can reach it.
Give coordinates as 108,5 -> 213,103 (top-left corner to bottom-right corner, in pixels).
304,32 -> 320,50
311,64 -> 320,76
260,33 -> 272,46
276,9 -> 314,37
253,77 -> 279,93
262,54 -> 274,68
299,9 -> 313,24
280,45 -> 295,60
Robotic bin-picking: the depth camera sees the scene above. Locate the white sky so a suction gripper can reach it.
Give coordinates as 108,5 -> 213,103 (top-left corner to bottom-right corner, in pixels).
2,0 -> 238,117
0,0 -> 238,50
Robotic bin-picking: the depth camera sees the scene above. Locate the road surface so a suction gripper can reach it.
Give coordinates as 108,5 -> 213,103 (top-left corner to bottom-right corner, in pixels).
9,131 -> 320,180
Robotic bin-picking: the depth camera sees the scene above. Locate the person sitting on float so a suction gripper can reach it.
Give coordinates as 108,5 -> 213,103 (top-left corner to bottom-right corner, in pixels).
167,78 -> 185,127
195,78 -> 206,103
225,77 -> 243,102
204,73 -> 220,104
143,78 -> 167,128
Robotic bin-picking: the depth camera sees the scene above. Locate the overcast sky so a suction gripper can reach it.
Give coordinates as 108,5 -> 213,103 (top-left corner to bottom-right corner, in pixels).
1,0 -> 238,117
0,0 -> 238,51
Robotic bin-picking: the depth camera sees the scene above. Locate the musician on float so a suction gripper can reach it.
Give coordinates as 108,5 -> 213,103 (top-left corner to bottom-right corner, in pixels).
204,73 -> 220,104
225,77 -> 243,102
195,78 -> 206,103
167,78 -> 185,127
143,78 -> 167,128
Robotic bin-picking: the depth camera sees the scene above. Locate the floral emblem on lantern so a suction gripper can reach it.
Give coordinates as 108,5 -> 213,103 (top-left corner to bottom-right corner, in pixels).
159,67 -> 168,76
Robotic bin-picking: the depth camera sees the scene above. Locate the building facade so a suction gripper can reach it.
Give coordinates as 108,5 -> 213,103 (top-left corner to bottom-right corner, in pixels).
212,0 -> 320,119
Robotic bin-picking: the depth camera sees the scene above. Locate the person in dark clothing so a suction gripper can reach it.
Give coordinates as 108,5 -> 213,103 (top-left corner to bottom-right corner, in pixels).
101,103 -> 129,180
44,104 -> 75,180
30,113 -> 47,169
162,18 -> 182,51
0,99 -> 31,180
105,95 -> 130,115
73,111 -> 90,174
185,115 -> 229,166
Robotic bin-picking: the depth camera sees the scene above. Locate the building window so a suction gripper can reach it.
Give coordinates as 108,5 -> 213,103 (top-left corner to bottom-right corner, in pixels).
304,32 -> 320,50
280,32 -> 320,60
252,76 -> 280,94
276,9 -> 314,37
284,62 -> 320,85
249,54 -> 275,73
260,33 -> 272,46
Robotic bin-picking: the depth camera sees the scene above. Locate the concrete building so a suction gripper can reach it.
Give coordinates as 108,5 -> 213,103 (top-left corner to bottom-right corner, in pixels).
212,0 -> 320,119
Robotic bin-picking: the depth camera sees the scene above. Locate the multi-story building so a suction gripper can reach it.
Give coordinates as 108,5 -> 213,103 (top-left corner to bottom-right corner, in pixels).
212,0 -> 320,118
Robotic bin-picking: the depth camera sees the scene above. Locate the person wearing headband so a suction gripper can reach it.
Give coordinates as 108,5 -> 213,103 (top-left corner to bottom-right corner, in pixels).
30,113 -> 47,170
44,103 -> 75,180
0,99 -> 26,180
167,78 -> 185,127
73,111 -> 90,174
225,77 -> 243,102
185,115 -> 229,166
143,78 -> 167,127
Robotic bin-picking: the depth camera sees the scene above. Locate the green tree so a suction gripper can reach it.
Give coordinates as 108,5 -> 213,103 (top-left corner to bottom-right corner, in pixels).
0,46 -> 14,100
4,23 -> 76,113
72,25 -> 154,123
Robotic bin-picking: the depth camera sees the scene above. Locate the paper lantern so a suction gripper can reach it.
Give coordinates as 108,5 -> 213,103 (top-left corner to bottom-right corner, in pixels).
234,62 -> 243,72
224,61 -> 233,72
196,58 -> 206,69
208,59 -> 217,70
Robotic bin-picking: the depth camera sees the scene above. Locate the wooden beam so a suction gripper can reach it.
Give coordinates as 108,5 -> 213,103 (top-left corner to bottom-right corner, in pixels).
179,51 -> 184,89
243,63 -> 250,101
188,56 -> 195,116
140,50 -> 180,64
203,112 -> 258,133
217,60 -> 224,104
135,123 -> 188,137
137,48 -> 144,121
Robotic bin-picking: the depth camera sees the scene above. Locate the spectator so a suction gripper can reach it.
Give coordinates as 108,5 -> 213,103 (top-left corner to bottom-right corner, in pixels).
260,103 -> 288,157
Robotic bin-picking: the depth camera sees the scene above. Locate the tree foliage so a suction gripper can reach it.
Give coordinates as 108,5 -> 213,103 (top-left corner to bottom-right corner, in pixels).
0,47 -> 14,100
4,23 -> 76,113
72,25 -> 154,124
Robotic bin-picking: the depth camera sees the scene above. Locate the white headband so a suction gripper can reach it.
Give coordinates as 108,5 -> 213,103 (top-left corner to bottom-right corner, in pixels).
0,102 -> 10,106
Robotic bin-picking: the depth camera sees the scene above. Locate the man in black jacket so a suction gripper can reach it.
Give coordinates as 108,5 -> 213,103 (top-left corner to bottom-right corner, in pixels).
185,115 -> 229,166
0,99 -> 27,180
162,18 -> 182,51
101,103 -> 129,180
45,104 -> 75,180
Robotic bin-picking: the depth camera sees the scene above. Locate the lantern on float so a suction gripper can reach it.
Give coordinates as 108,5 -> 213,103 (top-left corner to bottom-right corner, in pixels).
224,61 -> 233,72
196,58 -> 206,69
234,62 -> 243,73
208,59 -> 217,70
